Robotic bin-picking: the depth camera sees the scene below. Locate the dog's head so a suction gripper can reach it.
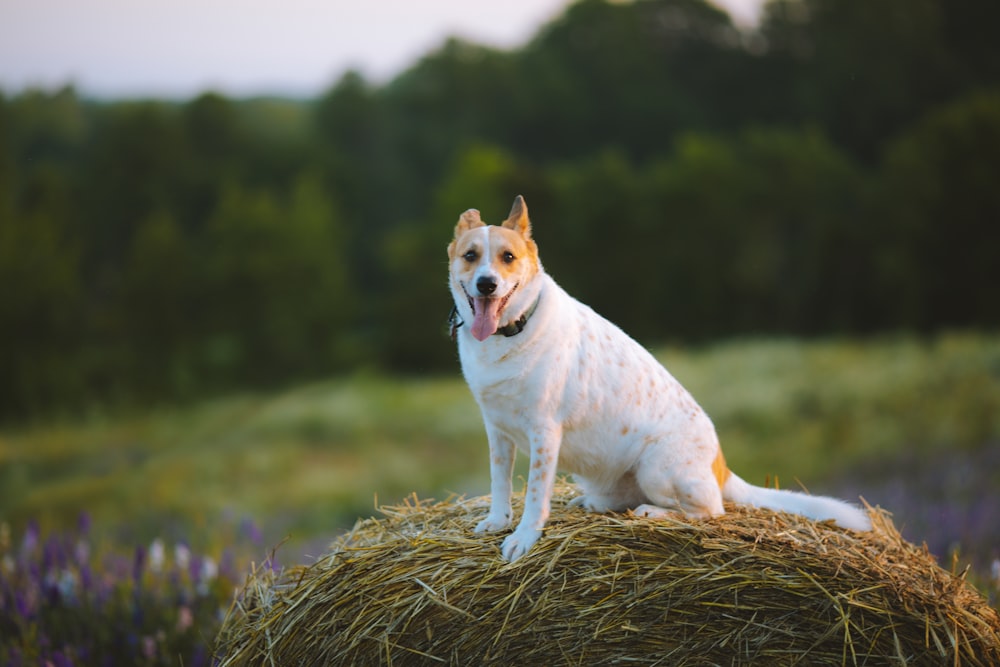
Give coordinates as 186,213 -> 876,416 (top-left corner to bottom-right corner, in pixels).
448,195 -> 540,341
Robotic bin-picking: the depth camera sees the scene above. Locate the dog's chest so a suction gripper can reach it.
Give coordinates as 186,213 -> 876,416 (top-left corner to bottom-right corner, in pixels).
461,297 -> 663,427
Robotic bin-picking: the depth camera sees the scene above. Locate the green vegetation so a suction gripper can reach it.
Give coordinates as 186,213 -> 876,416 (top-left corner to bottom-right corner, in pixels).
3,336 -> 998,570
667,333 -> 1000,479
3,0 -> 1000,419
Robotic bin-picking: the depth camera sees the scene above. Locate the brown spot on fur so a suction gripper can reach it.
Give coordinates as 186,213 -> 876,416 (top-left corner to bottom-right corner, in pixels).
620,425 -> 629,435
712,448 -> 730,488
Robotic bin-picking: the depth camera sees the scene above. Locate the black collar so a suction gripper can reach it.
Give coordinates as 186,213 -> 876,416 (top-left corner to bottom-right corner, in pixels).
448,294 -> 540,341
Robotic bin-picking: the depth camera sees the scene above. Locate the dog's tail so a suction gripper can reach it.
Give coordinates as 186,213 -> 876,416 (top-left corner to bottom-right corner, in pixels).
721,473 -> 871,531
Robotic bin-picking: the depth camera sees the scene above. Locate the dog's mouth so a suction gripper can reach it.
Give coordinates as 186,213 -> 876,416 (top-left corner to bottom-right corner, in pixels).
464,283 -> 518,341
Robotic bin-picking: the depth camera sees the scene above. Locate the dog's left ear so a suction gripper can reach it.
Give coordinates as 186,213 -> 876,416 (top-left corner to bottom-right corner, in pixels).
501,195 -> 531,238
455,208 -> 485,236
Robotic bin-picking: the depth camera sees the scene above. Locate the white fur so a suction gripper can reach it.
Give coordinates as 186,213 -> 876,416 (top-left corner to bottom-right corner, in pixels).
450,199 -> 871,562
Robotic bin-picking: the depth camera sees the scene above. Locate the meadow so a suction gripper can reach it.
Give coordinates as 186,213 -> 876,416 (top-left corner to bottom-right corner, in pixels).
2,333 -> 999,661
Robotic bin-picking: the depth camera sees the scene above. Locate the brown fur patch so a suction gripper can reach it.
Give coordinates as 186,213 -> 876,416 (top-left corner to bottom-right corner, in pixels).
712,449 -> 730,489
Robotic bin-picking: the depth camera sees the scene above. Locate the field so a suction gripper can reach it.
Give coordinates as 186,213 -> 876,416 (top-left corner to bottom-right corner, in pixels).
3,333 -> 1000,562
2,334 -> 999,661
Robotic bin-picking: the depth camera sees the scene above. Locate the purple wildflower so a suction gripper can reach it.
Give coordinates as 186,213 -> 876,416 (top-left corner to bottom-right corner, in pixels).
79,564 -> 93,595
49,649 -> 73,667
14,589 -> 32,619
77,512 -> 92,537
74,537 -> 89,567
3,514 -> 258,665
219,547 -> 236,582
133,544 -> 147,585
190,645 -> 209,667
21,520 -> 39,555
188,554 -> 202,585
43,535 -> 67,573
239,517 -> 263,545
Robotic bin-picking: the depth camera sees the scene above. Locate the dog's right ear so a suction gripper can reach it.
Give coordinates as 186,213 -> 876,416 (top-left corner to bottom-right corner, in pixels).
454,209 -> 485,237
501,195 -> 531,238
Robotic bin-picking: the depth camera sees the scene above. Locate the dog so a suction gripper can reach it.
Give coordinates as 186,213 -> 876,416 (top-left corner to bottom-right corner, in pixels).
448,195 -> 872,562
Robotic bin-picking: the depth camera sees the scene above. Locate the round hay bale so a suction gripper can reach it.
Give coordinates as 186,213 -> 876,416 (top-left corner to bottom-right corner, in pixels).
216,483 -> 1000,666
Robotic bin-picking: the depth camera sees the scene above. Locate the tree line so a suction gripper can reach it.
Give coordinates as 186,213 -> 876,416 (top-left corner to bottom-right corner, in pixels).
2,0 -> 999,420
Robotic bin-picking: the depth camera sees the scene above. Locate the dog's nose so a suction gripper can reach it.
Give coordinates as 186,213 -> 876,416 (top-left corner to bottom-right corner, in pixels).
477,275 -> 498,295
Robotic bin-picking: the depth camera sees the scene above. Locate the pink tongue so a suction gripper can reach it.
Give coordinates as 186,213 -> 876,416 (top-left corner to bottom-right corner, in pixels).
471,297 -> 502,341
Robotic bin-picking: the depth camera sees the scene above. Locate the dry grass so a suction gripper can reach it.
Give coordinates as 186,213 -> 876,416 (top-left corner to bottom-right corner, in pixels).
217,482 -> 1000,665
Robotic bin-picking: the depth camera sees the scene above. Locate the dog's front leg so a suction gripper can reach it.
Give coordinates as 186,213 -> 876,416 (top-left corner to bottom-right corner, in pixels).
500,422 -> 561,562
475,425 -> 515,534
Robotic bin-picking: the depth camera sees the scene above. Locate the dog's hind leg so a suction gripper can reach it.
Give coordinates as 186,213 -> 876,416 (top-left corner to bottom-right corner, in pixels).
634,451 -> 725,521
569,473 -> 645,513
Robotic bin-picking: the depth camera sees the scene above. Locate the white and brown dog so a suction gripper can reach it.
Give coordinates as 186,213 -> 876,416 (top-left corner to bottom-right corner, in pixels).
448,195 -> 871,562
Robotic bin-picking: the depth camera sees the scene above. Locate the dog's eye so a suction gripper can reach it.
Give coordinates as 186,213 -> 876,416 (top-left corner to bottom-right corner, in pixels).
501,251 -> 515,264
463,250 -> 478,262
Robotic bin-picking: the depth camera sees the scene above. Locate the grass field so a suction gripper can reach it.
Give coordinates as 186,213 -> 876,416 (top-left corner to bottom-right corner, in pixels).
2,333 -> 999,583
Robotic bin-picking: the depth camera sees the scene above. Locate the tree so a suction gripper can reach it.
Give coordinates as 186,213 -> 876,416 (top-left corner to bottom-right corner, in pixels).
120,209 -> 199,397
377,145 -> 523,371
0,209 -> 83,417
874,90 -> 1000,330
759,0 -> 955,162
644,127 -> 867,338
518,0 -> 747,161
200,175 -> 354,386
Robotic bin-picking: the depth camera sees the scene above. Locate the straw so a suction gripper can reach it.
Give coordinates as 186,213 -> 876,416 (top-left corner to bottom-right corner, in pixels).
215,481 -> 1000,665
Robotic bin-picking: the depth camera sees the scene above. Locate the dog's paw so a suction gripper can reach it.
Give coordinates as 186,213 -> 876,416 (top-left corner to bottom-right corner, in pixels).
633,503 -> 672,519
567,494 -> 613,513
500,526 -> 542,562
475,513 -> 511,534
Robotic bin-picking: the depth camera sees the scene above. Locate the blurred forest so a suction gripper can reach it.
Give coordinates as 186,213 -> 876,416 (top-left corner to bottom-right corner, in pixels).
2,0 -> 1000,421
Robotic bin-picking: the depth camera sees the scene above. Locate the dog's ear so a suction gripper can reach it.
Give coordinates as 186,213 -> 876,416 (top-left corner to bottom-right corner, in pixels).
501,195 -> 531,237
454,208 -> 485,236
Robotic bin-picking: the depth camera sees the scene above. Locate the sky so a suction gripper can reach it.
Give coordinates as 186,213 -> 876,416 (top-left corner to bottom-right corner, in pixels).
0,0 -> 764,99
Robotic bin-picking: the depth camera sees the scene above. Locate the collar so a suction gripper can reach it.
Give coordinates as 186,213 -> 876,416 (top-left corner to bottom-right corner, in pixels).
448,293 -> 540,341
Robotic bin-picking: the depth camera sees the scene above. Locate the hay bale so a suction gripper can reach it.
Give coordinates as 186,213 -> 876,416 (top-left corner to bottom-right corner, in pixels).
216,482 -> 1000,665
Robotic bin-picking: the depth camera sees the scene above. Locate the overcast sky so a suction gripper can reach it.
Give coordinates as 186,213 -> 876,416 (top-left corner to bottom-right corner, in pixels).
0,0 -> 764,99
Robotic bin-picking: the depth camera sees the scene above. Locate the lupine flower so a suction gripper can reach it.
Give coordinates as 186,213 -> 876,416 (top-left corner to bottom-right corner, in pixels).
240,517 -> 263,545
142,635 -> 157,659
77,512 -> 91,536
176,605 -> 194,632
56,569 -> 77,603
174,543 -> 190,571
74,537 -> 89,567
133,544 -> 147,584
21,520 -> 39,554
1,514 -> 268,666
149,539 -> 166,573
